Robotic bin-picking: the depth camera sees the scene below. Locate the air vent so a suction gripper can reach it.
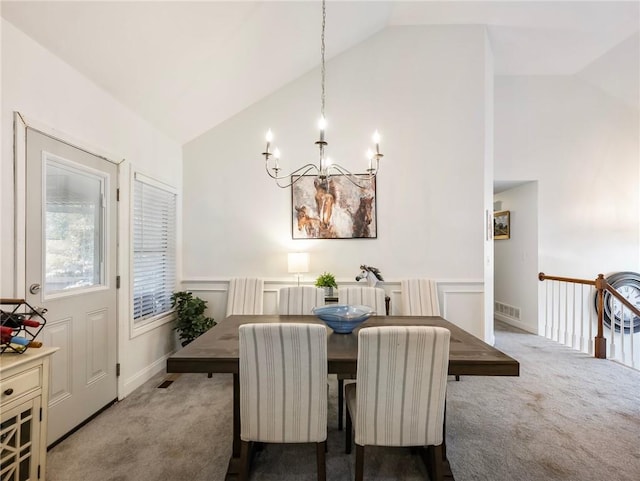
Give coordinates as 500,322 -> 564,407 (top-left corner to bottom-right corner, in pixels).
494,301 -> 521,320
157,373 -> 180,389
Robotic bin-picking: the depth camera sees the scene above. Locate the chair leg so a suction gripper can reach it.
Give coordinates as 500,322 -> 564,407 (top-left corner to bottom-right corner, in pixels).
338,378 -> 344,430
316,441 -> 327,481
428,444 -> 444,481
345,407 -> 352,454
239,440 -> 251,481
355,444 -> 365,481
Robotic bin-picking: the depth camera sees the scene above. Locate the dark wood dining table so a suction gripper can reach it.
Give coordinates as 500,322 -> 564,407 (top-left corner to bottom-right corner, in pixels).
166,315 -> 519,480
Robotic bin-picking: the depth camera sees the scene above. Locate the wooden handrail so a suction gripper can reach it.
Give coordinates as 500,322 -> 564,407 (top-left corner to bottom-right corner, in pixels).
538,272 -> 596,286
604,281 -> 640,319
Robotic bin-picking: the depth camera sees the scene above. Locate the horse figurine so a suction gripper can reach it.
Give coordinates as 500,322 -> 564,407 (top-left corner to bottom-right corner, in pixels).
355,265 -> 384,287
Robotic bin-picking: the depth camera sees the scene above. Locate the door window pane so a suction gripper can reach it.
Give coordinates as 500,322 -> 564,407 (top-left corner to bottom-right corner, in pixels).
45,159 -> 105,293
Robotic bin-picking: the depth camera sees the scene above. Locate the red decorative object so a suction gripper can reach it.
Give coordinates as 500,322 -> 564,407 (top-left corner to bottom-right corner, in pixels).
0,298 -> 47,354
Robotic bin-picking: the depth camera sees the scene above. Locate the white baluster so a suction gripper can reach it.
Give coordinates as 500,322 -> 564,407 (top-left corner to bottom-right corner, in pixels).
588,285 -> 595,355
579,285 -> 586,352
545,281 -> 551,338
609,297 -> 617,360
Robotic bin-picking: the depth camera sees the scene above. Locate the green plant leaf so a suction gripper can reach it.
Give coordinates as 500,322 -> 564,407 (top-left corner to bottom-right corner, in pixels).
171,291 -> 216,342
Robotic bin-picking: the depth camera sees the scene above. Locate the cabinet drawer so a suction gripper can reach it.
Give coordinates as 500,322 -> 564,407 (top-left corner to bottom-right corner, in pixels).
1,366 -> 41,404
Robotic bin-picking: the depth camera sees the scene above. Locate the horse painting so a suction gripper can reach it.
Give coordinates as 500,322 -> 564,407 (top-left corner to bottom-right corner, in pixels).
350,196 -> 374,238
355,265 -> 384,287
295,205 -> 320,238
314,178 -> 336,228
291,175 -> 376,239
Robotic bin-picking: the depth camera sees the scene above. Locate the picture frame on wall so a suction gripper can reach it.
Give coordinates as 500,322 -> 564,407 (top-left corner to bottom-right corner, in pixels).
494,210 -> 510,240
291,175 -> 377,239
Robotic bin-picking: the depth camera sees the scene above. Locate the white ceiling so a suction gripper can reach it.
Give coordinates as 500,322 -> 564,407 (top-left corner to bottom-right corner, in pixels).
2,1 -> 639,144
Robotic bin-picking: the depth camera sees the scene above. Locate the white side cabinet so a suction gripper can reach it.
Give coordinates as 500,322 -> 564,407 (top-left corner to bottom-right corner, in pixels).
0,348 -> 57,481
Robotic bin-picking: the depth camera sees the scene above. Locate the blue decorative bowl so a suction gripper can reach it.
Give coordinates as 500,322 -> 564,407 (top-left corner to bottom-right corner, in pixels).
312,305 -> 375,334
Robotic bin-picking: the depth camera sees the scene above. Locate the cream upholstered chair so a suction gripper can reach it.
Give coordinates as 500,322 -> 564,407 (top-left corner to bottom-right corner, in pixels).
226,278 -> 264,317
239,323 -> 328,481
345,326 -> 451,481
400,279 -> 458,381
278,286 -> 325,315
336,286 -> 386,430
338,286 -> 386,315
400,278 -> 441,316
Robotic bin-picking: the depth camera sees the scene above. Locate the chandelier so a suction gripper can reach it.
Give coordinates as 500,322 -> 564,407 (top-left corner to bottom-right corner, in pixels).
261,0 -> 383,189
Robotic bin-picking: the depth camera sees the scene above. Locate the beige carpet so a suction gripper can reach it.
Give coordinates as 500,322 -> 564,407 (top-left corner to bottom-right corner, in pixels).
46,323 -> 640,480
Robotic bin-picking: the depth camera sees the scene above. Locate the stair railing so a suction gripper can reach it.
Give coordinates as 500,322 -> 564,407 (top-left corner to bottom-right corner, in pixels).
538,273 -> 640,369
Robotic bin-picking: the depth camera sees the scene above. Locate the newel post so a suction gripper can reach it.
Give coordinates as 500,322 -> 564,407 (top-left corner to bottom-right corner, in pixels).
594,274 -> 607,359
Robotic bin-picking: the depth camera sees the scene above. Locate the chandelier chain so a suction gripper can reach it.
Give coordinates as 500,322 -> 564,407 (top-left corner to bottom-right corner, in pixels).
261,0 -> 382,190
321,0 -> 326,119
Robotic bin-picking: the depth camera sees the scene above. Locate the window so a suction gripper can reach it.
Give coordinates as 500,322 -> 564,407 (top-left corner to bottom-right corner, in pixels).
132,173 -> 176,323
45,157 -> 106,294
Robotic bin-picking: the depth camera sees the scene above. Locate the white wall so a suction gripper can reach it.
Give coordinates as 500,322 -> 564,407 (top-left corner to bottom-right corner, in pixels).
182,26 -> 493,340
495,74 -> 639,280
1,20 -> 183,397
495,65 -> 639,339
493,182 -> 539,333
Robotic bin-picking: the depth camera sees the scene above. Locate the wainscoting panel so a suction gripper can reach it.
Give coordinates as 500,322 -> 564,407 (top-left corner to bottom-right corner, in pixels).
181,279 -> 486,340
442,290 -> 484,339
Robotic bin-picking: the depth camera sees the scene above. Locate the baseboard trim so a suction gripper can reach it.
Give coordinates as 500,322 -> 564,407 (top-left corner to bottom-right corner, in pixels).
121,353 -> 172,398
495,314 -> 537,334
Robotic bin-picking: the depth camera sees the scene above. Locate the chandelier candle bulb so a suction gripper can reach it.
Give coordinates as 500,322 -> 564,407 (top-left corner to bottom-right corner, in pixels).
319,116 -> 327,142
274,148 -> 281,170
373,130 -> 381,154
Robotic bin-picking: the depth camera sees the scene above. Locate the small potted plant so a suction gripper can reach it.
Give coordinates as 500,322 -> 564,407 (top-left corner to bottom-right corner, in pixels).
315,272 -> 338,297
171,291 -> 216,346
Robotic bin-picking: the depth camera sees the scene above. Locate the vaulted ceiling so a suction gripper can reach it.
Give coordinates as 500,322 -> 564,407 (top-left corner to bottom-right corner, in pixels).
2,1 -> 638,144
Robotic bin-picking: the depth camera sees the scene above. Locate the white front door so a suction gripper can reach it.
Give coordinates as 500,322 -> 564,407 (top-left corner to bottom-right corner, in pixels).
24,128 -> 118,446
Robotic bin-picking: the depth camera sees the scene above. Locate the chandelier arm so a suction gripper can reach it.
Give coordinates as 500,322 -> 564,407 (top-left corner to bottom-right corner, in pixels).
265,164 -> 321,188
326,164 -> 375,189
264,162 -> 319,181
289,163 -> 321,178
274,165 -> 322,189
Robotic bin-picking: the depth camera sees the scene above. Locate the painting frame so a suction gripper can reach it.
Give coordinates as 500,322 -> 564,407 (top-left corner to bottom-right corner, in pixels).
291,175 -> 377,239
494,210 -> 510,240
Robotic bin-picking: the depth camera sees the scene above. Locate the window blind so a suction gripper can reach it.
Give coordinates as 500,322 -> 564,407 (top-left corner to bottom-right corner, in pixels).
132,175 -> 176,322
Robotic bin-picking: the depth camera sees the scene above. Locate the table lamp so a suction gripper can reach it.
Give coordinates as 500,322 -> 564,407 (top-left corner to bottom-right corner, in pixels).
288,253 -> 310,286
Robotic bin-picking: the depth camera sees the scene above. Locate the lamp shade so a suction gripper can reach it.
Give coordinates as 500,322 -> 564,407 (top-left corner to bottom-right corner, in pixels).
288,253 -> 310,274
